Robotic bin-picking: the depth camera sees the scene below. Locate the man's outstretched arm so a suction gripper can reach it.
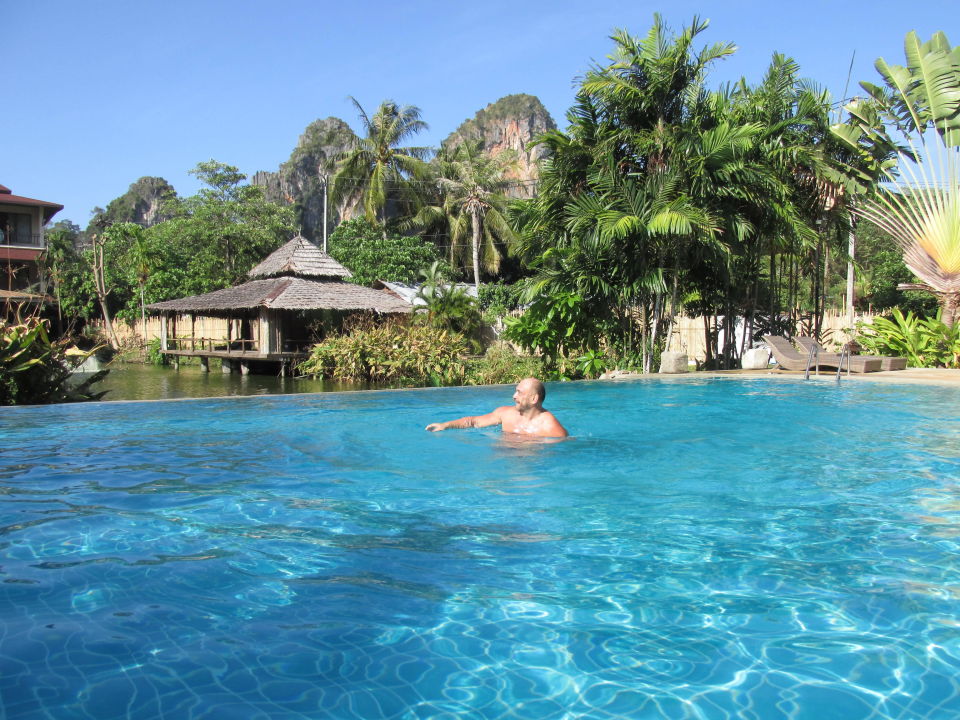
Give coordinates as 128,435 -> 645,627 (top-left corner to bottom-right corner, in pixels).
426,407 -> 505,432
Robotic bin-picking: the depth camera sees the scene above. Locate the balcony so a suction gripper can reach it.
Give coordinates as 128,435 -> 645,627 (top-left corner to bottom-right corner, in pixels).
0,232 -> 43,248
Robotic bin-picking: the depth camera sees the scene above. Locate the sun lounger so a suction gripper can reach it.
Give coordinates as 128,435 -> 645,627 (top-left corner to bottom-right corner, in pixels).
762,335 -> 882,373
795,337 -> 907,371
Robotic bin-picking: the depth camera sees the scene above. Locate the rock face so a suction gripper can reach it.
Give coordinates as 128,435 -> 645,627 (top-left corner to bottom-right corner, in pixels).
251,96 -> 556,239
87,176 -> 176,233
442,94 -> 557,198
252,117 -> 358,243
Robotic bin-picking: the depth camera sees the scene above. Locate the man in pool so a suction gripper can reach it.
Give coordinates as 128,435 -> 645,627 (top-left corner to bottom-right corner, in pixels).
425,377 -> 568,438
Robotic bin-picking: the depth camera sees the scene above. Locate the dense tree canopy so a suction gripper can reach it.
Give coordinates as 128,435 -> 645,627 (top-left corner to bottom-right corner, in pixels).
327,218 -> 447,286
507,15 -> 847,370
48,161 -> 296,332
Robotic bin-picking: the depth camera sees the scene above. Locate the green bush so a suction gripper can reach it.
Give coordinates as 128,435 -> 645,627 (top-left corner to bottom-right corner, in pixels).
415,262 -> 484,351
856,308 -> 960,368
146,337 -> 168,365
478,281 -> 523,317
1,317 -> 108,405
297,317 -> 468,386
464,345 -> 547,385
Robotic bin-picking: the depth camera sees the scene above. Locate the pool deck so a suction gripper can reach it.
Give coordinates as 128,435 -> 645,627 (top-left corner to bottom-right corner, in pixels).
601,367 -> 960,386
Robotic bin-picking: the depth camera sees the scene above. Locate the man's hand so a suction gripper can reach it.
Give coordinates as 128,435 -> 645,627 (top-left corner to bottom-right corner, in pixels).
425,422 -> 447,432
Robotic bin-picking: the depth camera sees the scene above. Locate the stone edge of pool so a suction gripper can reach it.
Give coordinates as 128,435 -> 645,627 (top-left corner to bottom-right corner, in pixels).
19,366 -> 959,408
600,367 -> 960,386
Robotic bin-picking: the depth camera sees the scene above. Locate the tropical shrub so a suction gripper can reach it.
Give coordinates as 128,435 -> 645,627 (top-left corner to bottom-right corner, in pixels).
297,316 -> 468,386
146,337 -> 168,366
1,317 -> 108,405
575,349 -> 610,379
501,291 -> 597,369
464,345 -> 548,386
478,281 -> 524,318
856,308 -> 960,368
414,261 -> 484,350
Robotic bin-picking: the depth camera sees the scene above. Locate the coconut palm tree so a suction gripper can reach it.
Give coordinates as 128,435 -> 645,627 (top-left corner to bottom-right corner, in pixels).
412,142 -> 516,286
332,98 -> 431,235
832,31 -> 960,325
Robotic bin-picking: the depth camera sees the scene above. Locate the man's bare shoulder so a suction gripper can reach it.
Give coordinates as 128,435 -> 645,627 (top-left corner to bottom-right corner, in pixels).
538,410 -> 569,437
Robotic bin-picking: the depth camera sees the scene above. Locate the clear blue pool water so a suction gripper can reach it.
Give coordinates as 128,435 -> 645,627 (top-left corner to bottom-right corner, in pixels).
1,378 -> 959,719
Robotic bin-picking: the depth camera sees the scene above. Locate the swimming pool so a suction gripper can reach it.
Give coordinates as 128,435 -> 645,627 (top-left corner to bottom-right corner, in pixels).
1,378 -> 958,719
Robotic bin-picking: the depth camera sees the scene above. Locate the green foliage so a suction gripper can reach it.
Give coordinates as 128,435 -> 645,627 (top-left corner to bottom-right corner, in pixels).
463,345 -> 547,385
855,220 -> 937,315
477,281 -> 523,317
511,16 -> 841,371
856,308 -> 960,368
297,317 -> 548,388
832,31 -> 960,325
145,337 -> 167,366
43,222 -> 97,320
332,98 -> 431,225
1,316 -> 107,405
409,141 -> 516,285
48,161 -> 296,324
502,291 -> 600,368
415,261 -> 483,349
297,316 -> 468,386
575,349 -> 610,378
328,218 -> 444,285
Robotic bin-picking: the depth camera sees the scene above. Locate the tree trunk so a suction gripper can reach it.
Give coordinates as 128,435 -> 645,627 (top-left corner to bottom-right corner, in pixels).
470,206 -> 482,287
140,285 -> 147,342
846,227 -> 856,328
702,315 -> 713,369
649,292 -> 662,371
944,293 -> 959,329
90,239 -> 119,349
664,274 -> 679,353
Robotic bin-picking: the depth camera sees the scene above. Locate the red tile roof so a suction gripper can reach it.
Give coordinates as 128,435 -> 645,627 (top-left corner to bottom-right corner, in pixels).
0,184 -> 63,223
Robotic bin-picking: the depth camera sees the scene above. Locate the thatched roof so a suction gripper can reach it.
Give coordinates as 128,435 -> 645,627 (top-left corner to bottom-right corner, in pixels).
147,277 -> 411,315
247,235 -> 351,279
148,234 -> 411,316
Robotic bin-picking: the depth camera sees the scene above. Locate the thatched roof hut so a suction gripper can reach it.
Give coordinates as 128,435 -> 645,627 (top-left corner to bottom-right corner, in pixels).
247,235 -> 352,280
147,236 -> 411,366
148,235 -> 410,316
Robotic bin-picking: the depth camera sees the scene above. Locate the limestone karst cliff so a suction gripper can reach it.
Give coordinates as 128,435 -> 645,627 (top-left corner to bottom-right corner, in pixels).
91,96 -> 557,243
442,94 -> 557,199
251,117 -> 358,243
86,176 -> 176,234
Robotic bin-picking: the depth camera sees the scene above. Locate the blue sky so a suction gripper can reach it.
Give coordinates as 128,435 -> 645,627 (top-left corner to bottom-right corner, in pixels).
5,0 -> 957,226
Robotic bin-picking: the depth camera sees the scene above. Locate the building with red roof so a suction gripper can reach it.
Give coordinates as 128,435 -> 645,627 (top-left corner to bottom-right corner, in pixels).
0,184 -> 63,301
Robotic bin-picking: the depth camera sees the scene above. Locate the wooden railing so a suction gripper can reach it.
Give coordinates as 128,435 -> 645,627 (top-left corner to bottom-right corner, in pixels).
167,337 -> 259,353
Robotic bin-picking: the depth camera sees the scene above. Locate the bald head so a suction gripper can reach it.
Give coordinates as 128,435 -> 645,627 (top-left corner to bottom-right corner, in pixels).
517,377 -> 546,404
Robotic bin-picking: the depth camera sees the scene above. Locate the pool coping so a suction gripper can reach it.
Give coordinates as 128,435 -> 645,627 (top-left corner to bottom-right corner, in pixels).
599,367 -> 960,387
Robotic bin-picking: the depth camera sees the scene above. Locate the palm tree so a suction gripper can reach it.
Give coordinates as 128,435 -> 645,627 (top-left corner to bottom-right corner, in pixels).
832,31 -> 960,325
409,143 -> 516,286
332,98 -> 431,235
